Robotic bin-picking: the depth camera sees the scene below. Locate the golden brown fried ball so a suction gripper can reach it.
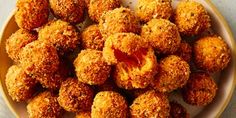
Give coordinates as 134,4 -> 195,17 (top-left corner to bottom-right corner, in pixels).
182,72 -> 218,106
58,78 -> 94,113
99,7 -> 141,39
76,111 -> 91,118
135,0 -> 173,22
141,19 -> 181,54
15,0 -> 49,30
174,40 -> 192,63
152,55 -> 190,93
174,1 -> 211,36
5,65 -> 37,102
88,0 -> 120,22
103,33 -> 158,89
170,101 -> 190,118
81,24 -> 104,50
49,0 -> 85,24
74,49 -> 111,85
27,91 -> 64,118
5,29 -> 37,62
130,90 -> 170,118
194,35 -> 231,73
91,91 -> 128,118
38,20 -> 80,55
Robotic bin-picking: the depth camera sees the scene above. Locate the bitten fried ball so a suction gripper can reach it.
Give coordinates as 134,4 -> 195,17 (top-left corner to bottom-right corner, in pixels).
15,0 -> 49,30
141,19 -> 181,54
170,101 -> 190,118
58,78 -> 94,112
135,0 -> 173,22
81,24 -> 104,50
103,33 -> 158,89
49,0 -> 85,24
174,40 -> 192,63
5,65 -> 37,102
38,20 -> 80,55
182,72 -> 218,106
88,0 -> 120,22
74,49 -> 111,85
194,35 -> 231,73
174,1 -> 211,36
130,90 -> 170,118
99,7 -> 141,38
152,55 -> 190,93
76,111 -> 91,118
91,91 -> 128,118
6,29 -> 37,62
27,91 -> 64,118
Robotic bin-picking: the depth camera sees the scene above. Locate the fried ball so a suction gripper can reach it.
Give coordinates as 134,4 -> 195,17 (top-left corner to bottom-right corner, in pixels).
88,0 -> 120,22
130,90 -> 170,118
49,0 -> 85,24
135,0 -> 173,22
193,35 -> 231,73
152,55 -> 190,92
174,40 -> 192,63
170,101 -> 190,118
76,111 -> 91,118
58,78 -> 94,112
5,65 -> 37,102
91,91 -> 128,118
15,0 -> 49,30
141,19 -> 181,54
5,29 -> 37,62
74,49 -> 111,85
174,1 -> 211,36
81,24 -> 104,50
38,20 -> 80,55
182,72 -> 218,106
27,91 -> 64,118
99,7 -> 141,38
103,33 -> 158,89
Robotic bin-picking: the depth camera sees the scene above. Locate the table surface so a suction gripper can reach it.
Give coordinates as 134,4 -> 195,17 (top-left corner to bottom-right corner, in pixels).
0,0 -> 236,118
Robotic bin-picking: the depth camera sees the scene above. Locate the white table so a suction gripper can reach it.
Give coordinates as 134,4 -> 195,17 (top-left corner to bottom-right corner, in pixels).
0,0 -> 235,117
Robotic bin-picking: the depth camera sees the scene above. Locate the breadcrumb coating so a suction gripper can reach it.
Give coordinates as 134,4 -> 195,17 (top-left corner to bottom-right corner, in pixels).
76,111 -> 91,118
174,40 -> 192,63
170,101 -> 190,118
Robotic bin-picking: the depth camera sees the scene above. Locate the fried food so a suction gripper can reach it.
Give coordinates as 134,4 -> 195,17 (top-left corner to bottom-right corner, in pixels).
74,49 -> 111,85
130,90 -> 170,118
135,0 -> 172,22
103,33 -> 158,89
194,35 -> 231,73
182,72 -> 218,106
174,1 -> 211,36
6,29 -> 37,62
58,78 -> 94,112
5,65 -> 37,102
76,111 -> 91,118
141,19 -> 181,54
49,0 -> 85,24
170,101 -> 190,118
88,0 -> 120,22
15,0 -> 49,30
27,91 -> 63,118
174,40 -> 192,63
152,55 -> 190,92
91,91 -> 128,118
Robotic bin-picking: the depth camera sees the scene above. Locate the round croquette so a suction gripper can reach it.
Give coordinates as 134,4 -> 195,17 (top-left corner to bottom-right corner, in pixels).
194,35 -> 231,73
170,101 -> 190,118
5,65 -> 37,102
141,19 -> 181,54
174,1 -> 211,36
15,0 -> 49,30
49,0 -> 85,24
38,20 -> 80,55
5,29 -> 37,62
130,90 -> 170,118
58,78 -> 94,112
74,49 -> 111,85
99,7 -> 141,39
91,91 -> 128,118
152,55 -> 190,93
88,0 -> 120,22
135,0 -> 173,22
174,40 -> 192,63
182,72 -> 218,106
76,111 -> 91,118
81,24 -> 104,50
27,91 -> 64,118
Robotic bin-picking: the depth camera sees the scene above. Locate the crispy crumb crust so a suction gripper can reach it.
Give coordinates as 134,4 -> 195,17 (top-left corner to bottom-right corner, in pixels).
169,101 -> 190,118
174,40 -> 192,63
76,111 -> 91,118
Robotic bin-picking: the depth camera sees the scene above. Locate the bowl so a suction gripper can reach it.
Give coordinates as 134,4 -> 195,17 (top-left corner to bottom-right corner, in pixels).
0,0 -> 236,117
